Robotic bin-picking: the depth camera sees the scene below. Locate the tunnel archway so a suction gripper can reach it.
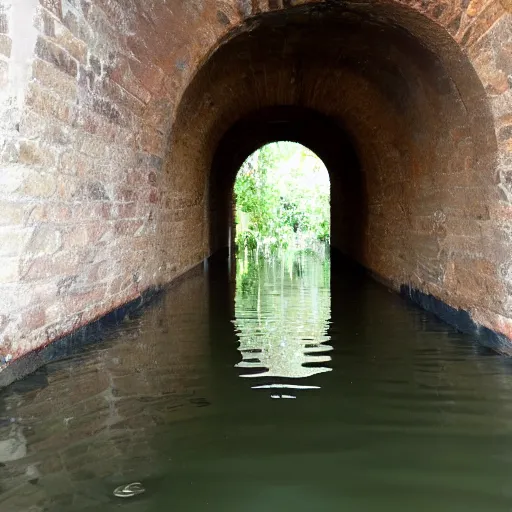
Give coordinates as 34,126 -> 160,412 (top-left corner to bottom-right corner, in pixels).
165,1 -> 506,342
3,0 -> 512,367
210,107 -> 362,258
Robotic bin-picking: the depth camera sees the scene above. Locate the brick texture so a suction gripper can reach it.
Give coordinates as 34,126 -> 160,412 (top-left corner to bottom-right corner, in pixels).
0,0 -> 511,366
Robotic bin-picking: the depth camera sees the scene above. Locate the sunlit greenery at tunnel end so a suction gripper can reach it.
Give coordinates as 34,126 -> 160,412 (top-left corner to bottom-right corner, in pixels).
234,142 -> 330,255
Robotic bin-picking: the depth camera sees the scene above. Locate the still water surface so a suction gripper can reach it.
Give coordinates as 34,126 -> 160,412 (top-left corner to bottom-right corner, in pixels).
2,252 -> 512,511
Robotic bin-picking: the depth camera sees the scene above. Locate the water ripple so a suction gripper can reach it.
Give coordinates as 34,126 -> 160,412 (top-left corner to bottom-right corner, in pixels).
233,252 -> 332,395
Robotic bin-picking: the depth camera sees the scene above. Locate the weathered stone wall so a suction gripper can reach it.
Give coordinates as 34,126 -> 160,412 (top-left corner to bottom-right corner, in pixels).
0,0 -> 233,362
0,0 -> 511,367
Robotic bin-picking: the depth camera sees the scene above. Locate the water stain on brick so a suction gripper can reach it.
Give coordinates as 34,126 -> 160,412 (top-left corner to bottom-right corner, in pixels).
0,13 -> 8,34
137,153 -> 163,172
73,181 -> 109,202
78,65 -> 95,91
80,0 -> 91,18
91,97 -> 122,124
148,171 -> 157,185
56,275 -> 78,296
499,124 -> 512,140
89,54 -> 101,75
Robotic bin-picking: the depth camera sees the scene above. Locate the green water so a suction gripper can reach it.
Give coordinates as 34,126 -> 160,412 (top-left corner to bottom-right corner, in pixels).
2,252 -> 512,511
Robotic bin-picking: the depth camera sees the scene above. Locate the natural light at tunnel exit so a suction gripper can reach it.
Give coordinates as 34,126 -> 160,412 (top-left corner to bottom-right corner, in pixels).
233,142 -> 331,255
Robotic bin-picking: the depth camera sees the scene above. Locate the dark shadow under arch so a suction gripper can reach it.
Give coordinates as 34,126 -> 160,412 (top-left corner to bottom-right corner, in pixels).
209,106 -> 365,261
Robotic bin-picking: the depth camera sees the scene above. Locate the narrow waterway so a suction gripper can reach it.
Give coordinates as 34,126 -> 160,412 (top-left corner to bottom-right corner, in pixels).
2,252 -> 512,511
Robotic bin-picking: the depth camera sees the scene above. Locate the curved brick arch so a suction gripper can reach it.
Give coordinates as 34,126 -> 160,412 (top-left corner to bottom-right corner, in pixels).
0,0 -> 510,379
179,0 -> 511,117
169,0 -> 510,346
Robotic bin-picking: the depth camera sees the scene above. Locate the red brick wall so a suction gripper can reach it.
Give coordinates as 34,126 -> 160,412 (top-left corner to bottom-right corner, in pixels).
170,0 -> 512,346
0,0 -> 511,366
0,0 -> 239,362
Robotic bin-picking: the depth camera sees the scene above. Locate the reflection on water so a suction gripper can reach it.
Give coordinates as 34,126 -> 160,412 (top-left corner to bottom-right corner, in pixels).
3,254 -> 512,510
0,271 -> 213,512
233,251 -> 332,397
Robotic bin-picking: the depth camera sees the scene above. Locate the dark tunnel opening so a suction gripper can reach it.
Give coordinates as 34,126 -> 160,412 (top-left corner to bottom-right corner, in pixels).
210,106 -> 364,260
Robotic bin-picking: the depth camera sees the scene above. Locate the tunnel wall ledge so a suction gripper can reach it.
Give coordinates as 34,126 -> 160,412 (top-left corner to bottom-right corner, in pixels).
332,249 -> 512,354
0,261 -> 206,389
0,286 -> 163,388
335,249 -> 512,354
400,285 -> 512,355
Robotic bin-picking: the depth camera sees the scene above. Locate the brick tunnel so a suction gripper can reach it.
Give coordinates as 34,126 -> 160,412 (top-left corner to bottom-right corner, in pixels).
1,0 -> 512,374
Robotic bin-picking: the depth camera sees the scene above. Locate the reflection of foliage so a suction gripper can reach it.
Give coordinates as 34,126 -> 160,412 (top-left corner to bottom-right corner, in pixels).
234,142 -> 330,251
234,251 -> 333,382
236,230 -> 258,251
237,253 -> 262,299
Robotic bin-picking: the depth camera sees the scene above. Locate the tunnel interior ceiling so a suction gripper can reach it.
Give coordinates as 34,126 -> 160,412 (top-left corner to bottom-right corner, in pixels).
168,1 -> 505,330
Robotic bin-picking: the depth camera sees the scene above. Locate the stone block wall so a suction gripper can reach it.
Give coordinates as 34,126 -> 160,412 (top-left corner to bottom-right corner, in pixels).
0,0 -> 236,362
0,0 -> 511,369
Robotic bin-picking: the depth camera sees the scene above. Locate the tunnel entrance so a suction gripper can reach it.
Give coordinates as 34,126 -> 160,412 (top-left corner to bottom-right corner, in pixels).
233,141 -> 330,255
209,106 -> 364,261
4,0 -> 511,370
167,1 -> 507,347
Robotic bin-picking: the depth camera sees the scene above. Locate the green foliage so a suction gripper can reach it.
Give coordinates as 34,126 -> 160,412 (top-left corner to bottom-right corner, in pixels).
234,142 -> 330,252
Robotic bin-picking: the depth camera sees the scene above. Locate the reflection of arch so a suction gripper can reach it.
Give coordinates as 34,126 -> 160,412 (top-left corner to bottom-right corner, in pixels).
210,106 -> 363,257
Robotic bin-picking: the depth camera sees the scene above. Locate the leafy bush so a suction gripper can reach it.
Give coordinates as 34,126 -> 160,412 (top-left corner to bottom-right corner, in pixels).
234,142 -> 330,252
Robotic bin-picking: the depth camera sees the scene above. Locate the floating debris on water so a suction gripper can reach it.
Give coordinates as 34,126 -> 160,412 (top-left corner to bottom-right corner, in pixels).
113,482 -> 145,498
